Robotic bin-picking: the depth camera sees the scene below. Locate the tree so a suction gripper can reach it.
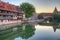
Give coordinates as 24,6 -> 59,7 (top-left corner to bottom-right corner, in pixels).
45,17 -> 53,22
20,24 -> 35,39
54,14 -> 60,22
20,3 -> 35,18
38,14 -> 43,19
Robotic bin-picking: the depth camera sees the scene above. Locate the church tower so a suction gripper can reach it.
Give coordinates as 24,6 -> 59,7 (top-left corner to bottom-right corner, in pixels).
53,7 -> 58,14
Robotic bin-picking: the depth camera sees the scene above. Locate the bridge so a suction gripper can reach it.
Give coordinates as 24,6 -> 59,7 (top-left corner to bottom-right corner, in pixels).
27,19 -> 44,22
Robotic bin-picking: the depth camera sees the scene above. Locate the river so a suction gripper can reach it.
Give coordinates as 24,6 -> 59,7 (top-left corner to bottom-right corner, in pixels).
0,23 -> 60,40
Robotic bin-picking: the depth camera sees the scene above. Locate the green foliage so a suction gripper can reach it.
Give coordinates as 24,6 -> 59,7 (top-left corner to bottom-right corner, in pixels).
0,25 -> 35,40
25,24 -> 33,32
45,17 -> 53,22
54,14 -> 60,22
20,24 -> 35,39
38,14 -> 43,19
20,3 -> 35,18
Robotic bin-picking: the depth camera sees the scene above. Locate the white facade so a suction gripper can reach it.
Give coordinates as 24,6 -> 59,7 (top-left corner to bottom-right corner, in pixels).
0,20 -> 21,25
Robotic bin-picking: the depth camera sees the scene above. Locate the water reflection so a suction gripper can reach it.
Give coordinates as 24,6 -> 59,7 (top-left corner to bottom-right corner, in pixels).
38,22 -> 60,32
0,22 -> 60,40
0,24 -> 35,40
53,23 -> 60,32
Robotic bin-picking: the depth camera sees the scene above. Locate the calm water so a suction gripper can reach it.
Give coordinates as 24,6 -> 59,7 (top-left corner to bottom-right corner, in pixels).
0,23 -> 60,40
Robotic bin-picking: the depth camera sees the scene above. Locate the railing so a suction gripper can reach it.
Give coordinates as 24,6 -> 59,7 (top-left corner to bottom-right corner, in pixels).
0,17 -> 13,19
0,13 -> 17,15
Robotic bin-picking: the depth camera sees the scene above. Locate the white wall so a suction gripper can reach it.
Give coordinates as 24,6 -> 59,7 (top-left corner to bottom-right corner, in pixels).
0,20 -> 21,25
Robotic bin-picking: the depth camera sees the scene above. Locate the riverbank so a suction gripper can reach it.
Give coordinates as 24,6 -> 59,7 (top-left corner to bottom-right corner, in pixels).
0,20 -> 22,30
38,22 -> 59,26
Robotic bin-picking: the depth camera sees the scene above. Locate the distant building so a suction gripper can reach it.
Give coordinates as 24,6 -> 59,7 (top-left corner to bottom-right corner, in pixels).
40,13 -> 53,19
40,7 -> 60,19
30,13 -> 38,20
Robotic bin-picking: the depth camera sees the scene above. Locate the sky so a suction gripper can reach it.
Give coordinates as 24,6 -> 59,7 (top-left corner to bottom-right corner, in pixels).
2,0 -> 60,13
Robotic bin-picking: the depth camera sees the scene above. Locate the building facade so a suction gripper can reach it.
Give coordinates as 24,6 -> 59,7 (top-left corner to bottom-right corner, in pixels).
0,1 -> 24,25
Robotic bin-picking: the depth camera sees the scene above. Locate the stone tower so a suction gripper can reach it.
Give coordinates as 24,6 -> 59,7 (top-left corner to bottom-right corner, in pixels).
53,7 -> 58,14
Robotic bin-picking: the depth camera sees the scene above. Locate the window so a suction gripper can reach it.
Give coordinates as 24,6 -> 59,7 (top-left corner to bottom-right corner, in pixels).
0,15 -> 1,16
1,10 -> 6,13
8,20 -> 9,21
3,15 -> 6,17
0,11 -> 1,13
0,6 -> 3,8
1,20 -> 3,22
8,12 -> 11,14
12,7 -> 15,10
10,15 -> 13,17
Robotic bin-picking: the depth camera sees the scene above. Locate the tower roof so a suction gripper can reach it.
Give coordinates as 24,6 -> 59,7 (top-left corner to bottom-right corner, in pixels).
53,7 -> 58,14
54,7 -> 58,12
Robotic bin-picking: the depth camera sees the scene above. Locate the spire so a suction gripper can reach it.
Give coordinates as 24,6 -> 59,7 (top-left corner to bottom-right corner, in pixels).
54,7 -> 57,12
53,7 -> 58,14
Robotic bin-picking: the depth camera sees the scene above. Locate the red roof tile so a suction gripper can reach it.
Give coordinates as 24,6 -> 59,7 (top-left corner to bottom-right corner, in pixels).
0,1 -> 20,13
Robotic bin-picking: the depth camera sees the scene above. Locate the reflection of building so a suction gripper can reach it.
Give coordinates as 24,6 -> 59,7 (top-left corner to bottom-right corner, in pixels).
0,24 -> 35,40
0,0 -> 24,25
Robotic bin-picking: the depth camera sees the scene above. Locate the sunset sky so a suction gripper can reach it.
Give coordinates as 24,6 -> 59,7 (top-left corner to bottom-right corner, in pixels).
2,0 -> 60,13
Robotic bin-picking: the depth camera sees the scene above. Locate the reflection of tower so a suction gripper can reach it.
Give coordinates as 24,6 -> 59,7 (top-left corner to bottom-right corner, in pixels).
53,25 -> 57,32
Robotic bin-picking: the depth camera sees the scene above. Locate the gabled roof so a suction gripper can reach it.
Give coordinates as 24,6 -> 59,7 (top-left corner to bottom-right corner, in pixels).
0,1 -> 22,13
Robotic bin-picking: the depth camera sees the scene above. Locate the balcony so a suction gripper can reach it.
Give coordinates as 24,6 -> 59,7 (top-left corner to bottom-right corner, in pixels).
0,12 -> 17,16
0,16 -> 13,19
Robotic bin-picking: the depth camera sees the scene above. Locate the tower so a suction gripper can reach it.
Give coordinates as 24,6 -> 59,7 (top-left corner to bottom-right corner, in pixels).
53,7 -> 58,14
